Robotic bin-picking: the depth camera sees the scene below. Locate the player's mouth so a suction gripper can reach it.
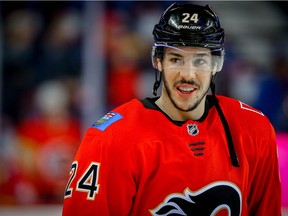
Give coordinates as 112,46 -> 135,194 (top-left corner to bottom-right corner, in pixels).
176,84 -> 198,97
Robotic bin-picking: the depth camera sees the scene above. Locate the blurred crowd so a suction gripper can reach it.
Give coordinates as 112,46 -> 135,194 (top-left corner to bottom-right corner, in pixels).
0,1 -> 287,208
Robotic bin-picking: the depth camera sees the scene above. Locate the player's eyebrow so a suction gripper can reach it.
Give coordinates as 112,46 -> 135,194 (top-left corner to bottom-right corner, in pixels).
166,51 -> 183,58
196,53 -> 211,57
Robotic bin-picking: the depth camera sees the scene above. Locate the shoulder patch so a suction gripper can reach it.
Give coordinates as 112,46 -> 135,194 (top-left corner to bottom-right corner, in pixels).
239,101 -> 264,116
91,112 -> 123,131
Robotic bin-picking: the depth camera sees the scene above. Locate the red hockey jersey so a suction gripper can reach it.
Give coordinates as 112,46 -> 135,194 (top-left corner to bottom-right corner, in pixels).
62,95 -> 281,216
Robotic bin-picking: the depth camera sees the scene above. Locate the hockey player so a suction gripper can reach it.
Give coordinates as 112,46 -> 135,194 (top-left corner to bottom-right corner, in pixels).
62,2 -> 281,215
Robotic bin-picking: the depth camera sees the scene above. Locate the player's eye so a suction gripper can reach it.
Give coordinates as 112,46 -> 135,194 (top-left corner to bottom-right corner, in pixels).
169,57 -> 183,64
193,57 -> 207,66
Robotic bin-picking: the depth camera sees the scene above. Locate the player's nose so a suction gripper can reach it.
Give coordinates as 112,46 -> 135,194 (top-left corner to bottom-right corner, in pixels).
180,63 -> 197,79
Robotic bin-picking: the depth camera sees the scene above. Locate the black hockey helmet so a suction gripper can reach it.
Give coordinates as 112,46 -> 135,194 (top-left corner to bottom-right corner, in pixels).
151,2 -> 225,71
153,2 -> 224,49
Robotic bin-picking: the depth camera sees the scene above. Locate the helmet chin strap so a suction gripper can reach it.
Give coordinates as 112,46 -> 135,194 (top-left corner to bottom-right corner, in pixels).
153,69 -> 162,96
210,75 -> 240,167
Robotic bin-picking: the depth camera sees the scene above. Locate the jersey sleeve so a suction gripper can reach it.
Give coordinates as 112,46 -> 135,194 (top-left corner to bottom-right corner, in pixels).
247,122 -> 282,215
62,127 -> 136,216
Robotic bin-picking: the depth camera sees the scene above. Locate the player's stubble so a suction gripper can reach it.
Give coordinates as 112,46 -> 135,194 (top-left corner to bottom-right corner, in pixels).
162,70 -> 212,112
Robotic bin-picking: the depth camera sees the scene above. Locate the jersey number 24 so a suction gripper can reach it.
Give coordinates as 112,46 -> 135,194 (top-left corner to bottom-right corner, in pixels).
64,161 -> 100,200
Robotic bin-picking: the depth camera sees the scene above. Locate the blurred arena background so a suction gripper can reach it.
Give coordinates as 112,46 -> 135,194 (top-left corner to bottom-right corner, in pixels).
0,1 -> 287,215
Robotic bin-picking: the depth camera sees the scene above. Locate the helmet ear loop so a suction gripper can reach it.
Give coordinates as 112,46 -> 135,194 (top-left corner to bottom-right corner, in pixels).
153,68 -> 162,96
210,55 -> 222,94
151,46 -> 163,96
210,74 -> 217,96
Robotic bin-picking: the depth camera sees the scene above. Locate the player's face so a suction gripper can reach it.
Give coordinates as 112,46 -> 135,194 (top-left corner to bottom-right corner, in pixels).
157,46 -> 216,112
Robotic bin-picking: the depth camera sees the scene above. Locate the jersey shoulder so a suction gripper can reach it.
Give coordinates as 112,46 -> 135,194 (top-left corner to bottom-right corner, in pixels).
216,95 -> 274,136
91,99 -> 158,132
85,98 -> 164,146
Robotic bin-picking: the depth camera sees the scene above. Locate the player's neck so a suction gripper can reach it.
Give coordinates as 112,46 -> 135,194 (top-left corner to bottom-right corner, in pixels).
155,95 -> 206,122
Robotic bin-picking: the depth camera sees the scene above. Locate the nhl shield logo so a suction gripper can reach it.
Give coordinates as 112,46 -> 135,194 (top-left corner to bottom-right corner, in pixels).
187,124 -> 199,136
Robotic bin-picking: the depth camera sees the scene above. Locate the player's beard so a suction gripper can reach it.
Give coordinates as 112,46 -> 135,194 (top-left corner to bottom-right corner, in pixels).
162,71 -> 212,112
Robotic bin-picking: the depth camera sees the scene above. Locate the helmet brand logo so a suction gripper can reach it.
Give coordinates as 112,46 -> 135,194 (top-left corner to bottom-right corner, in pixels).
187,123 -> 199,136
177,25 -> 201,30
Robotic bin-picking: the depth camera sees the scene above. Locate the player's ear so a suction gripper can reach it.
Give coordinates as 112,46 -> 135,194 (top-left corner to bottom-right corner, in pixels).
156,59 -> 163,72
212,64 -> 218,75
